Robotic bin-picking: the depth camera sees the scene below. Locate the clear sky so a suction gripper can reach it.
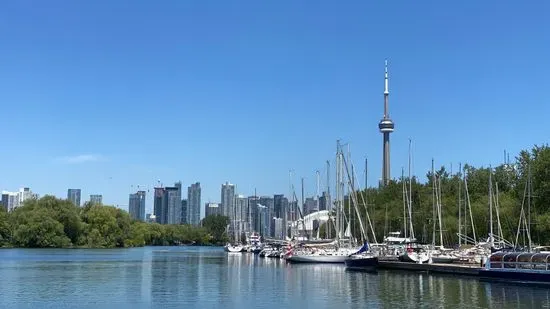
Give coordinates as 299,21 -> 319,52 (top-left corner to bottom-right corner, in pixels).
1,1 -> 549,217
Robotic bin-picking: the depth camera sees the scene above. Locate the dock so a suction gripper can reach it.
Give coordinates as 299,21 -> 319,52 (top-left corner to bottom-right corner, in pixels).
378,261 -> 481,276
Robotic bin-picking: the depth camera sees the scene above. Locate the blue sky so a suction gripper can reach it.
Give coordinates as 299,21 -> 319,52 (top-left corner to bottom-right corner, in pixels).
1,1 -> 549,217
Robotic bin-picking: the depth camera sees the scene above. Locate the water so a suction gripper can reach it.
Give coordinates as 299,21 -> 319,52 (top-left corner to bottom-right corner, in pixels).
0,247 -> 549,309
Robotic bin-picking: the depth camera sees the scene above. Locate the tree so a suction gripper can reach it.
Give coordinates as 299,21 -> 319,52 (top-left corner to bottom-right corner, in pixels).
201,215 -> 230,244
0,208 -> 11,246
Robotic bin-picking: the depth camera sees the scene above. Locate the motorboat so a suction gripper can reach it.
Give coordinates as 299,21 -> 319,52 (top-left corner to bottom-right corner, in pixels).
479,252 -> 550,284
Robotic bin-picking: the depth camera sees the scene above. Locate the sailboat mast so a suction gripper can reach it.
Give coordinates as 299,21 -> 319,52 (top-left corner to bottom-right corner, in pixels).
335,141 -> 341,243
438,177 -> 444,248
316,171 -> 320,213
489,168 -> 494,247
458,163 -> 462,246
408,139 -> 414,240
432,159 -> 436,247
326,160 -> 331,239
402,167 -> 407,238
464,170 -> 477,243
288,170 -> 295,239
528,164 -> 532,251
301,177 -> 305,218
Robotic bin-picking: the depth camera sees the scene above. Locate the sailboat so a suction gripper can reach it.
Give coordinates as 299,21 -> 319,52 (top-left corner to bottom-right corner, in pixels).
398,140 -> 429,264
225,193 -> 245,253
286,142 -> 359,263
428,165 -> 459,264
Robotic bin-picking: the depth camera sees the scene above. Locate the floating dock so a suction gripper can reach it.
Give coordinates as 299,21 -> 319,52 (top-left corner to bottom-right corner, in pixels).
378,261 -> 480,276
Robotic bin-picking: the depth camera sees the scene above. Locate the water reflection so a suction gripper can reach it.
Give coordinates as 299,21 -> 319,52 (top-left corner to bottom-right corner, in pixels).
1,248 -> 550,308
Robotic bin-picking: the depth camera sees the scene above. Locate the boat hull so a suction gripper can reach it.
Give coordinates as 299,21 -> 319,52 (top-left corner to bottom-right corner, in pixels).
399,252 -> 430,263
431,256 -> 460,264
345,256 -> 379,271
225,246 -> 244,253
479,269 -> 550,284
286,255 -> 348,263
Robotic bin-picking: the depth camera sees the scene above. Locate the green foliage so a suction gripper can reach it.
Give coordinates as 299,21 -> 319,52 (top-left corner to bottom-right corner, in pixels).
201,215 -> 230,244
0,207 -> 12,247
346,145 -> 550,246
3,196 -> 227,248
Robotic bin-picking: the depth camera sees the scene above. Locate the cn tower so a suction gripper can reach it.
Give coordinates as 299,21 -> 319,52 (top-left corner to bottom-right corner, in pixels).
378,60 -> 394,186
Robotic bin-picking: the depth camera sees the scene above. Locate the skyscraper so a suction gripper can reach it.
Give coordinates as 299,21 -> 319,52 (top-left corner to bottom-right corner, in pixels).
273,194 -> 288,219
258,196 -> 274,237
129,190 -> 146,221
67,189 -> 81,207
271,217 -> 284,240
153,187 -> 166,224
165,186 -> 181,224
303,197 -> 317,215
187,182 -> 201,226
205,202 -> 221,217
379,60 -> 395,186
234,195 -> 248,234
89,194 -> 102,204
181,199 -> 188,224
221,182 -> 235,218
247,195 -> 259,232
319,191 -> 331,211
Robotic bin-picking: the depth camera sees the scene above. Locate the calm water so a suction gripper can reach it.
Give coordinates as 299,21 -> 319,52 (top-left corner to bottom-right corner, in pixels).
0,247 -> 549,309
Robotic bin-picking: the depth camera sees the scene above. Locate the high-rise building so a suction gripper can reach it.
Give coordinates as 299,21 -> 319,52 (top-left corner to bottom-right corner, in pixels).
181,199 -> 188,224
205,202 -> 222,217
258,196 -> 274,237
1,191 -> 17,211
2,188 -> 36,211
319,191 -> 331,211
234,195 -> 248,234
271,217 -> 284,240
153,187 -> 166,224
129,190 -> 146,221
273,194 -> 288,219
67,189 -> 81,207
221,182 -> 235,218
89,194 -> 102,204
153,185 -> 182,225
247,195 -> 259,232
187,182 -> 201,226
303,197 -> 317,215
379,60 -> 395,186
163,186 -> 181,225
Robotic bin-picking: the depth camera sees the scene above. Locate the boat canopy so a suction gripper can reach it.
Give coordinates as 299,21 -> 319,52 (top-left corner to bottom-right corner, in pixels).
488,252 -> 550,270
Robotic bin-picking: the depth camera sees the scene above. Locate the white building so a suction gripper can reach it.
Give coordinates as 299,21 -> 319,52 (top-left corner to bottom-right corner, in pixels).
1,187 -> 36,212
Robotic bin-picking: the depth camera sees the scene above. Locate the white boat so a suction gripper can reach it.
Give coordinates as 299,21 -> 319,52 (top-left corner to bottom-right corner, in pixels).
286,247 -> 356,264
224,244 -> 244,253
430,251 -> 460,264
399,245 -> 430,263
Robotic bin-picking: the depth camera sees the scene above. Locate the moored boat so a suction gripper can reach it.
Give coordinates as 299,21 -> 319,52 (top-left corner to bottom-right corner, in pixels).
479,252 -> 550,284
399,244 -> 430,263
225,244 -> 244,253
286,247 -> 356,264
345,243 -> 379,271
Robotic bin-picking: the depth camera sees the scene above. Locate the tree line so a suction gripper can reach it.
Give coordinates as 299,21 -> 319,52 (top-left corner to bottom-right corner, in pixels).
339,145 -> 550,246
0,197 -> 230,248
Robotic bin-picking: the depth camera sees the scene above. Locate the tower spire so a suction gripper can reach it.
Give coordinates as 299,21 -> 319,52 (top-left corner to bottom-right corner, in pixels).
384,59 -> 389,117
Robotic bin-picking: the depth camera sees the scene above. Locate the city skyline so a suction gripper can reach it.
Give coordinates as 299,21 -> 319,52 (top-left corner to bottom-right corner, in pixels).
1,1 -> 548,216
